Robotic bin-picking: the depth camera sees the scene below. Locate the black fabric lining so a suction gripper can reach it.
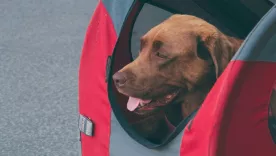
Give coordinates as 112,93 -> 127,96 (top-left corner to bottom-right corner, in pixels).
147,0 -> 260,38
193,0 -> 259,38
266,0 -> 275,6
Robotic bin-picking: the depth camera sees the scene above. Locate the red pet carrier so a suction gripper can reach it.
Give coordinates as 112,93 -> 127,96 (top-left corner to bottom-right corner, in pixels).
78,0 -> 276,155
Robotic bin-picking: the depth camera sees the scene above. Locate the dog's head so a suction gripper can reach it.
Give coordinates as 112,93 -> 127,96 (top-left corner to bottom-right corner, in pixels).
113,15 -> 242,115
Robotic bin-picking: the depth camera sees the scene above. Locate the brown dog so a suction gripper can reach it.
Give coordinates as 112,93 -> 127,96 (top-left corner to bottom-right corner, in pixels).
113,14 -> 243,142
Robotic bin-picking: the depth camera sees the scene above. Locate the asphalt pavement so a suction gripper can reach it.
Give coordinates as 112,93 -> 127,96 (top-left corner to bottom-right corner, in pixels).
0,0 -> 98,155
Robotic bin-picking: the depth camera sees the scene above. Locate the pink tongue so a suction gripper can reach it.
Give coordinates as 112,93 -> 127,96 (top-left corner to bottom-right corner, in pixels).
127,97 -> 141,111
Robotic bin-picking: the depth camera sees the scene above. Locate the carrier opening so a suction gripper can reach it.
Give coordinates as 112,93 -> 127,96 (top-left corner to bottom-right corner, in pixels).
108,0 -> 272,148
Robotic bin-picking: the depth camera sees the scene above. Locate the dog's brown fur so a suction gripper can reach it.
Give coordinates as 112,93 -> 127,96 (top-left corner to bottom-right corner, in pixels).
113,14 -> 243,141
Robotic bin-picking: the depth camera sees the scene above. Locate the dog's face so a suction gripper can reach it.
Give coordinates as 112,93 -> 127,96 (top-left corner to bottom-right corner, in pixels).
113,15 -> 239,115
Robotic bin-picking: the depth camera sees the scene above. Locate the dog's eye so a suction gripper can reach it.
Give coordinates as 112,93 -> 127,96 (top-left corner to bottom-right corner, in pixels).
156,52 -> 168,59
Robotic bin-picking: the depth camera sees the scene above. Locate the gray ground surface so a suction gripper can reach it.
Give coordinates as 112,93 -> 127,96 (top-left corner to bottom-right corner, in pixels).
0,0 -> 97,155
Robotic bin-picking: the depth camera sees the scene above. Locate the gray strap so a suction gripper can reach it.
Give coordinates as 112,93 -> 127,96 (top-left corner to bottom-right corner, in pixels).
78,114 -> 94,136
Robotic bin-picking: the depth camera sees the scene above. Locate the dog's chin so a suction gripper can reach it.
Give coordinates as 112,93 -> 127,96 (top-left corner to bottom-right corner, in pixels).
133,105 -> 161,116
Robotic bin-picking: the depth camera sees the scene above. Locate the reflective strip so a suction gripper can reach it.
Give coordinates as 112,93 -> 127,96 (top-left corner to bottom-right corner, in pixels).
79,114 -> 94,136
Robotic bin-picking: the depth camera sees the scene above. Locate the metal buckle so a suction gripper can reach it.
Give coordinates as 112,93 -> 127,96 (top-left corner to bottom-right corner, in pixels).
79,114 -> 94,136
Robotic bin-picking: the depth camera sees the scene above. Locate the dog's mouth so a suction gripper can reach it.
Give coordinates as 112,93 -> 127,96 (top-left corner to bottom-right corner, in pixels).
127,90 -> 180,115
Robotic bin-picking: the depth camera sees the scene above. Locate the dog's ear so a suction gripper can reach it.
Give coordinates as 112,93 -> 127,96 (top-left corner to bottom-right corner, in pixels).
197,33 -> 240,78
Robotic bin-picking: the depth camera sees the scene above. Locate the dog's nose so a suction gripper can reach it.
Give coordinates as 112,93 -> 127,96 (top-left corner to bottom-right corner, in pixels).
112,72 -> 127,87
